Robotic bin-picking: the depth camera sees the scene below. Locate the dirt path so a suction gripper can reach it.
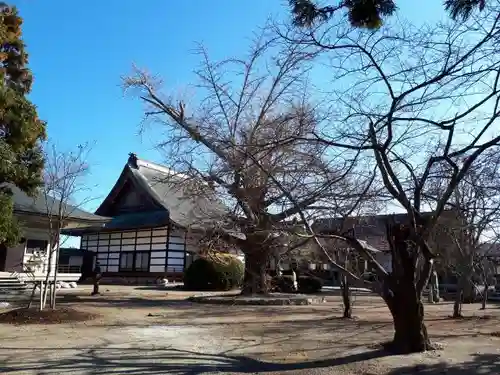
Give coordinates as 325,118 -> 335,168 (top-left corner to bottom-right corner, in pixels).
1,287 -> 500,374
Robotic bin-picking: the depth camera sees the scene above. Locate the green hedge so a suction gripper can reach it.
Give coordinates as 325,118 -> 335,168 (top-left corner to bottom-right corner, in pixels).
271,275 -> 323,294
184,253 -> 244,291
272,275 -> 295,293
297,276 -> 323,294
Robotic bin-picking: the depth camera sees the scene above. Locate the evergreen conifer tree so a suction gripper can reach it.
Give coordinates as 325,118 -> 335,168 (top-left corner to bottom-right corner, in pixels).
0,2 -> 46,245
290,0 -> 486,29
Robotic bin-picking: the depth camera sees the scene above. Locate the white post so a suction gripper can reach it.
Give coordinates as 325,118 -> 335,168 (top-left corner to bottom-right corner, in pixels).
291,270 -> 297,291
39,281 -> 43,310
51,240 -> 61,309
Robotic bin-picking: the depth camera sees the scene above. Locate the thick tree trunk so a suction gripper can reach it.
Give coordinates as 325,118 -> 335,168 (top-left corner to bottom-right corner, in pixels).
386,289 -> 431,354
241,250 -> 270,295
383,223 -> 433,354
384,269 -> 431,354
341,276 -> 352,318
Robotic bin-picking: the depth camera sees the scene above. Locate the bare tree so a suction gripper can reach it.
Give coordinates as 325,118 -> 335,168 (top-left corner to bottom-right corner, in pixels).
430,151 -> 500,317
37,142 -> 94,310
123,34 -> 363,295
276,5 -> 500,353
322,237 -> 367,318
477,244 -> 499,310
312,175 -> 384,318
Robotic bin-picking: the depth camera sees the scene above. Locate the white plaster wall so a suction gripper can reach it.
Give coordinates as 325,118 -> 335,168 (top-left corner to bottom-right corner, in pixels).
80,227 -> 211,274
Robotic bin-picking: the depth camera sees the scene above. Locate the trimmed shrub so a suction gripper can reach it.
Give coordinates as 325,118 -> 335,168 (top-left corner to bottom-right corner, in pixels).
297,276 -> 323,294
272,275 -> 295,293
183,258 -> 215,291
184,252 -> 244,291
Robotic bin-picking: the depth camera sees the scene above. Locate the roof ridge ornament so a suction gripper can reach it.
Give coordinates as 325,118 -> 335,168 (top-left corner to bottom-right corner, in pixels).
128,153 -> 138,169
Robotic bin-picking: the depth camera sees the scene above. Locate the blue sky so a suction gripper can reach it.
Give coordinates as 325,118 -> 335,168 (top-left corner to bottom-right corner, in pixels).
12,0 -> 446,214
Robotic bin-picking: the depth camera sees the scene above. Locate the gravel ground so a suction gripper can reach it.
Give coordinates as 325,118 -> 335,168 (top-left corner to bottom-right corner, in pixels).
0,285 -> 500,374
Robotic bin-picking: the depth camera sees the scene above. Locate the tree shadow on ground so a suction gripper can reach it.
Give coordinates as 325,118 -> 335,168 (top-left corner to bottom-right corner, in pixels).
1,347 -> 499,374
0,346 -> 389,374
386,353 -> 500,375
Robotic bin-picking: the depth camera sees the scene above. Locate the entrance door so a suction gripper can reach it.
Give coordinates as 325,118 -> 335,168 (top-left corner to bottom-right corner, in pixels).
0,244 -> 7,271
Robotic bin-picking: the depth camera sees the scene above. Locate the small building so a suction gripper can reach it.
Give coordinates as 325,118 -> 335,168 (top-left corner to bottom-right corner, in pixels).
310,210 -> 460,283
0,185 -> 107,281
61,153 -> 229,283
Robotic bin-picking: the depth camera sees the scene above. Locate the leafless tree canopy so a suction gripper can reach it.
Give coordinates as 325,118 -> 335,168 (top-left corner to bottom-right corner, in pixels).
279,5 -> 500,251
123,4 -> 500,349
435,150 -> 500,254
42,142 -> 93,221
123,33 -> 380,293
430,150 -> 500,316
38,141 -> 94,310
273,3 -> 500,352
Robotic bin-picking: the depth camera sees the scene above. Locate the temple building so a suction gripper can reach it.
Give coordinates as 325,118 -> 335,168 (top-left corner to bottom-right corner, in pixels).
61,153 -> 229,283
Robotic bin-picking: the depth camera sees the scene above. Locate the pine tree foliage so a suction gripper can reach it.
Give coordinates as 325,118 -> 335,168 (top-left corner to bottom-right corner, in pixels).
444,0 -> 486,21
290,0 -> 487,29
289,0 -> 397,29
0,3 -> 46,246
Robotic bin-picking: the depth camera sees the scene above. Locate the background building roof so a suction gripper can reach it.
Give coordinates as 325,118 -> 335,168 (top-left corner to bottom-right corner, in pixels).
6,184 -> 106,222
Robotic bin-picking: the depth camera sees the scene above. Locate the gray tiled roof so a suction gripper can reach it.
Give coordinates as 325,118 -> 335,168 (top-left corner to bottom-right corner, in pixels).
104,210 -> 170,230
129,157 -> 228,229
62,154 -> 232,236
60,210 -> 171,236
89,154 -> 229,232
6,184 -> 106,222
